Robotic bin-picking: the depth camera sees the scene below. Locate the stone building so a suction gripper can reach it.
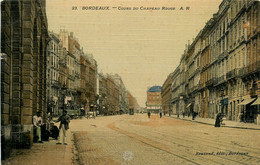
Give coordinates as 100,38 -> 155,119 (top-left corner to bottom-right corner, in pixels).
59,30 -> 76,109
68,32 -> 81,92
106,75 -> 120,115
79,53 -> 90,111
207,0 -> 230,120
169,0 -> 260,124
1,0 -> 49,156
225,0 -> 248,121
179,55 -> 186,115
240,0 -> 260,123
88,54 -> 98,106
146,86 -> 162,113
58,47 -> 68,115
184,35 -> 202,116
99,74 -> 109,115
98,73 -> 107,115
162,73 -> 173,115
109,74 -> 129,114
46,32 -> 60,115
127,91 -> 137,113
199,19 -> 214,118
171,56 -> 186,116
171,66 -> 180,115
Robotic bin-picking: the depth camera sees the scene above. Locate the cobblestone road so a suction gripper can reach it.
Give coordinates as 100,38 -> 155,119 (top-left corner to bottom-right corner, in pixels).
71,114 -> 260,165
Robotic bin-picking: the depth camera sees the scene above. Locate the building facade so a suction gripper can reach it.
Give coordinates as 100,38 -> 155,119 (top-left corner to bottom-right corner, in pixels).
146,86 -> 162,113
106,75 -> 120,115
1,0 -> 49,156
168,0 -> 260,124
46,32 -> 60,115
162,73 -> 173,115
110,74 -> 129,114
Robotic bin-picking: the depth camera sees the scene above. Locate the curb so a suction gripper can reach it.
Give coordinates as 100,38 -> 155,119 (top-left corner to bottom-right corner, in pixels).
168,116 -> 260,131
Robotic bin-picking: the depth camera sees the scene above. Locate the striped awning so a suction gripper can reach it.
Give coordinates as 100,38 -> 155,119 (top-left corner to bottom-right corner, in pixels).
238,97 -> 256,105
252,98 -> 260,105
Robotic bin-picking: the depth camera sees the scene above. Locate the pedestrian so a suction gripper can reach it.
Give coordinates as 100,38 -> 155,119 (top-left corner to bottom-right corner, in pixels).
33,111 -> 43,143
55,110 -> 71,145
191,109 -> 195,120
215,113 -> 222,127
160,112 -> 162,118
148,111 -> 151,118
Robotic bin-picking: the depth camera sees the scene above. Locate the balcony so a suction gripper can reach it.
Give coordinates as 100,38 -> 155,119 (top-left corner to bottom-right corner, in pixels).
215,75 -> 226,86
247,61 -> 260,75
206,78 -> 216,87
198,83 -> 206,91
217,50 -> 228,62
238,67 -> 246,77
193,84 -> 200,91
51,80 -> 60,88
226,69 -> 238,81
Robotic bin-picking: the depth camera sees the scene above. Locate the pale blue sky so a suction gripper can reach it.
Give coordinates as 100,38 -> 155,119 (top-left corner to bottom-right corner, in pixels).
46,0 -> 222,107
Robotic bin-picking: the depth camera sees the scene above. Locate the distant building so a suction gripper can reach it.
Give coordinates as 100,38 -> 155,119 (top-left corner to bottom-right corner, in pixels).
106,75 -> 120,115
109,74 -> 129,114
46,32 -> 60,115
146,86 -> 162,113
171,66 -> 180,115
127,91 -> 138,113
162,73 -> 173,115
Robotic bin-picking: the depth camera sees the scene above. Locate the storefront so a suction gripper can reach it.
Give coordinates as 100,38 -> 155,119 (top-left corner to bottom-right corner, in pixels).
238,96 -> 257,123
220,98 -> 228,116
251,97 -> 260,125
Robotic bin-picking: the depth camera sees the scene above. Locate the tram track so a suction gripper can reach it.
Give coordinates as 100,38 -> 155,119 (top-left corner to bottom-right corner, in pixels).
111,119 -> 260,165
131,125 -> 260,164
108,122 -> 226,165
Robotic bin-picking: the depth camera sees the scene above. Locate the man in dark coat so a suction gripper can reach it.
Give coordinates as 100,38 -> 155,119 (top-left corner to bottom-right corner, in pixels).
56,110 -> 71,145
148,111 -> 151,118
215,113 -> 222,127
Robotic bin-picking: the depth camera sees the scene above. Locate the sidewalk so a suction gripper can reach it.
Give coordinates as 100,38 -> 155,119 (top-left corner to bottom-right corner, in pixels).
2,129 -> 75,165
168,115 -> 260,130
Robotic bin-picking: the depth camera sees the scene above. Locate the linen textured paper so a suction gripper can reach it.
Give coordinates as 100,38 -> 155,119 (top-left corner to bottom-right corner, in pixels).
1,0 -> 260,164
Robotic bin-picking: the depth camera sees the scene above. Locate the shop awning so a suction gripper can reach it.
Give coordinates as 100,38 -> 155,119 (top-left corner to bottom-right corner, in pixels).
252,98 -> 260,105
238,97 -> 256,105
186,103 -> 191,108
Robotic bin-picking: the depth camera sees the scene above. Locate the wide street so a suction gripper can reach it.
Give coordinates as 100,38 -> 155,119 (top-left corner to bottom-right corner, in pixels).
70,114 -> 260,165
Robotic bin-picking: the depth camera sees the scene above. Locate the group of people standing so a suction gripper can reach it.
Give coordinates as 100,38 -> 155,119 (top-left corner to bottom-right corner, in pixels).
147,110 -> 224,128
33,110 -> 71,145
147,111 -> 163,118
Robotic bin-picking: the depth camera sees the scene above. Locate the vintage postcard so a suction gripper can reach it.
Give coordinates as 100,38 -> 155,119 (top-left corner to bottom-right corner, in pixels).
1,0 -> 260,164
